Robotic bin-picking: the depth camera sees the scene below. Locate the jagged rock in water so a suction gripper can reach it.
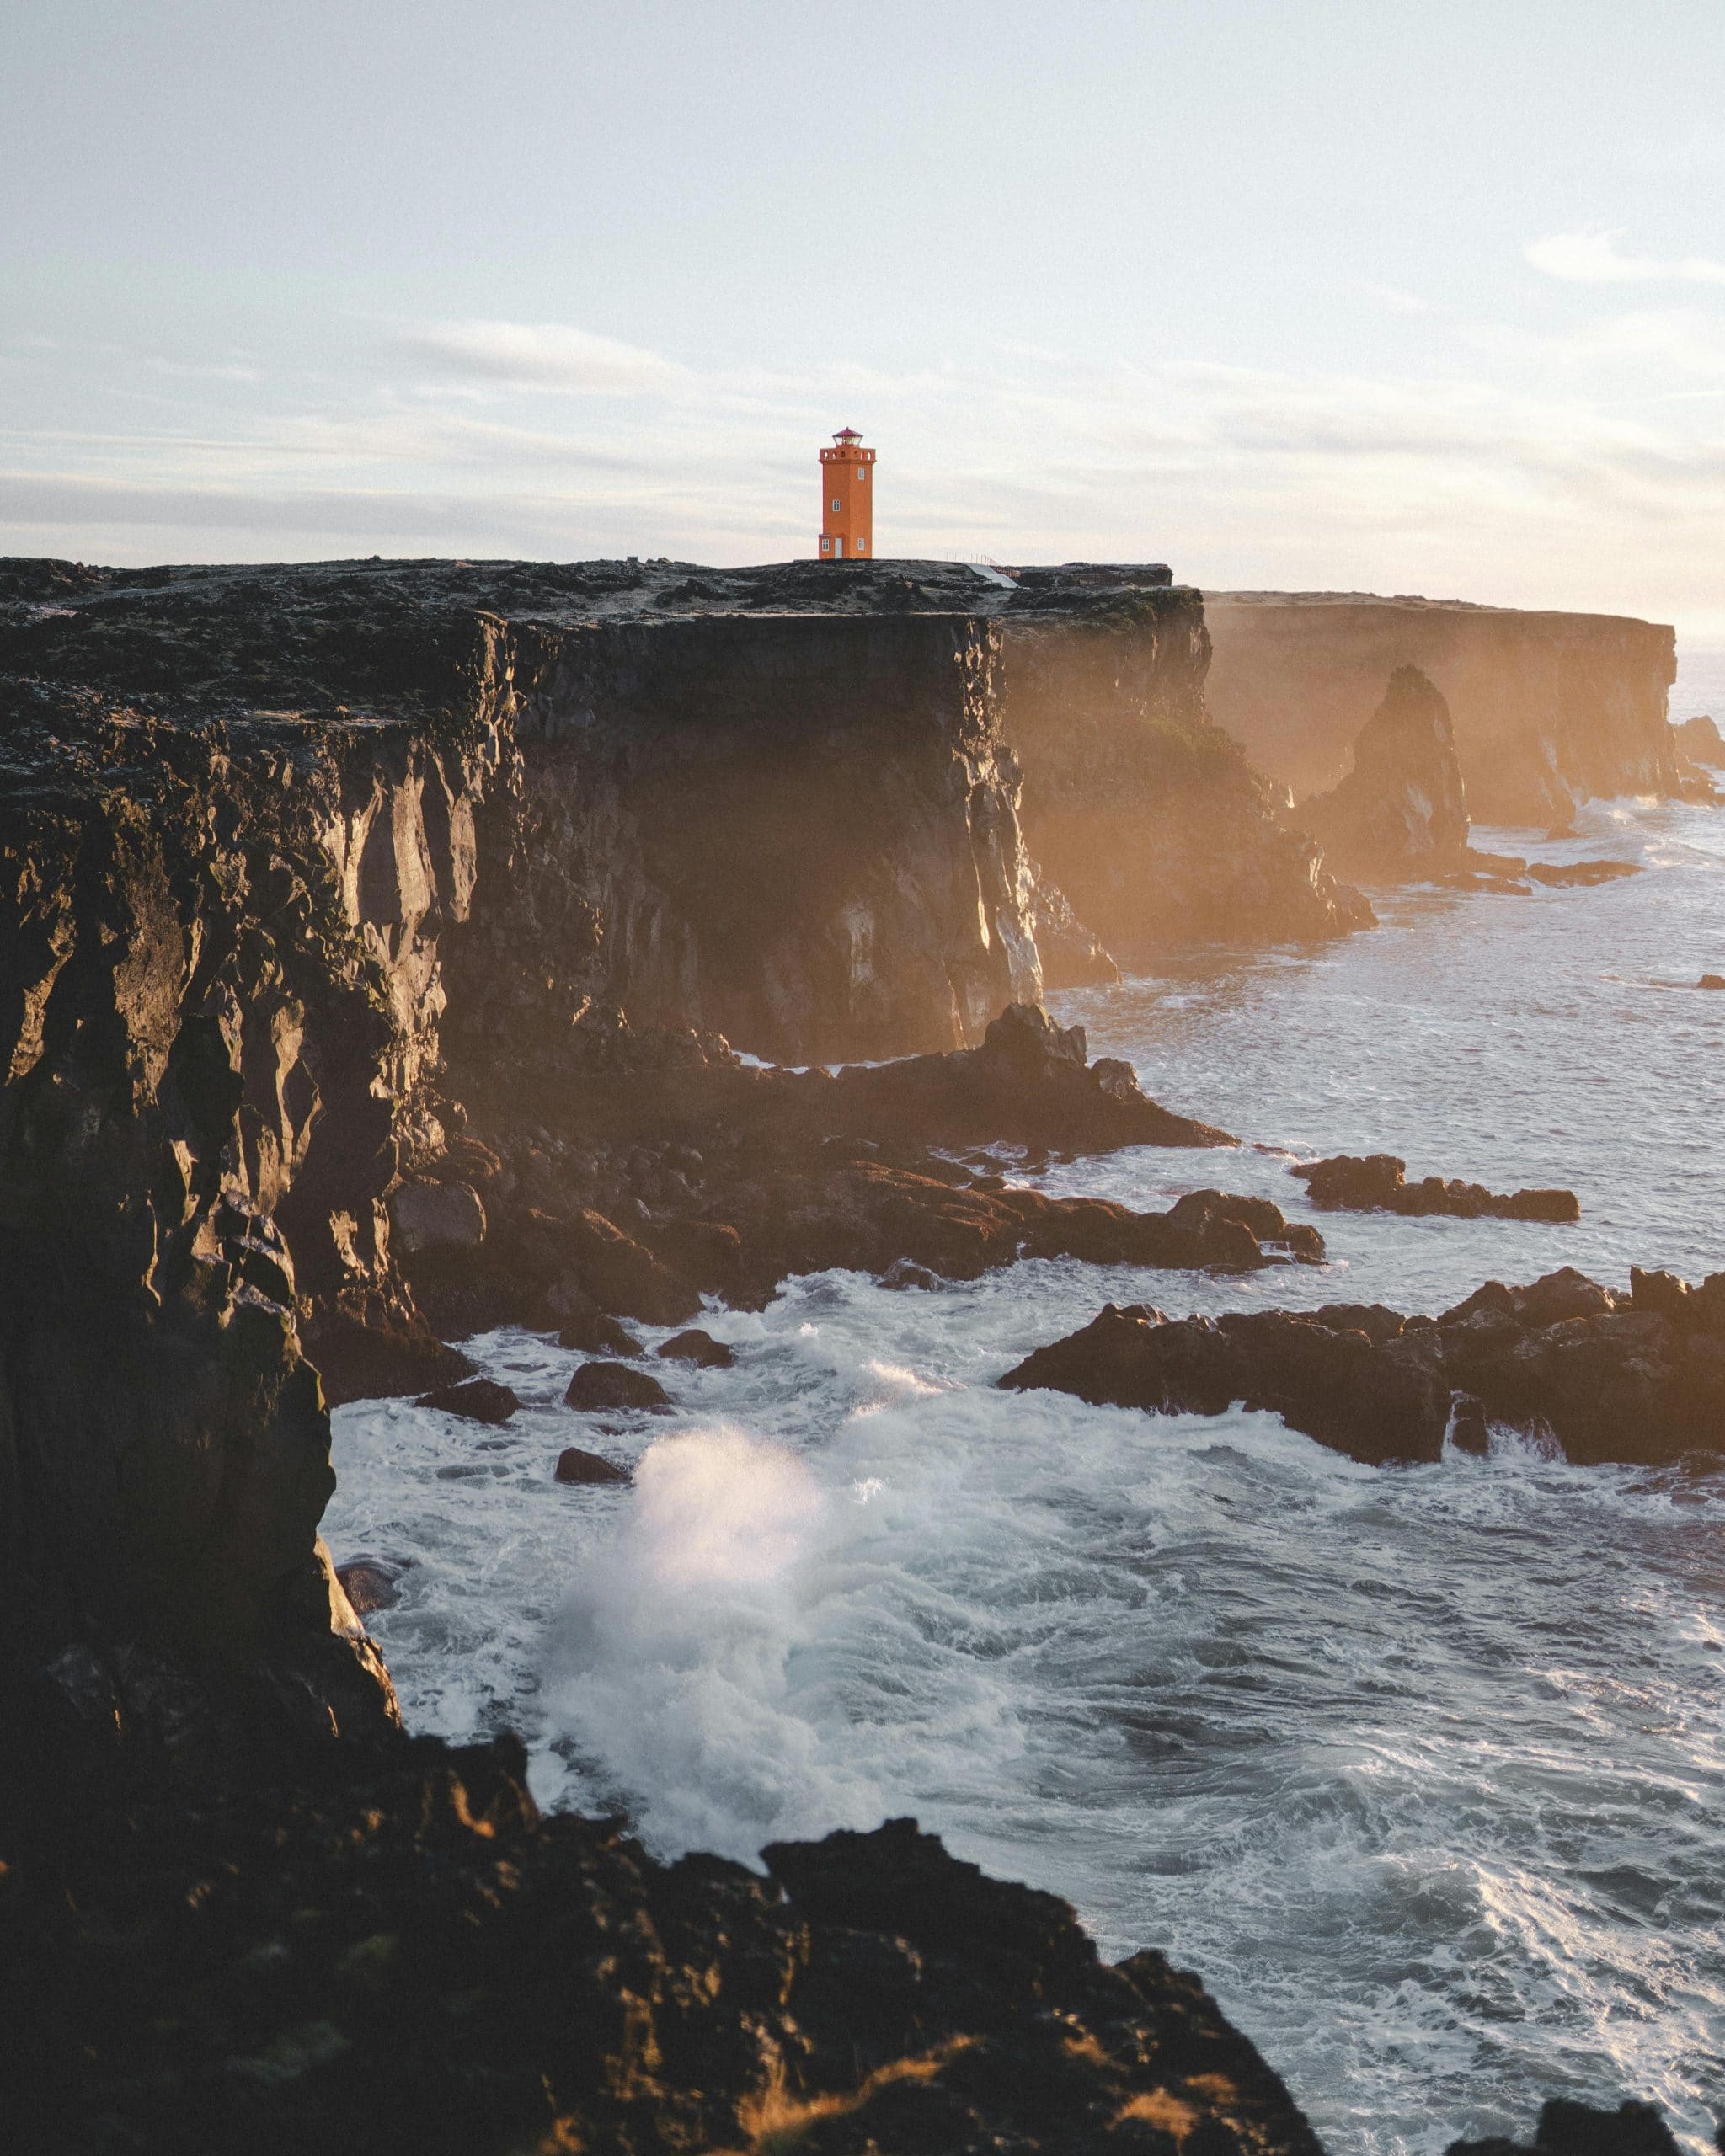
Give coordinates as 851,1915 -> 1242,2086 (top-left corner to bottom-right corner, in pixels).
1001,1264 -> 1725,1466
1299,665 -> 1471,879
1293,1153 -> 1579,1223
1674,712 -> 1723,765
1205,590 -> 1684,825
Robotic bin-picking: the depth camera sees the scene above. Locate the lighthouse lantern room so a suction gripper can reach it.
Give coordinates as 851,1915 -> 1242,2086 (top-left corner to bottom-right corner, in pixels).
818,428 -> 874,561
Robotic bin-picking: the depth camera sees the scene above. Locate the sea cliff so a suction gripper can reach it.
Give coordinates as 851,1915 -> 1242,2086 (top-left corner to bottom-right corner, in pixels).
1205,590 -> 1683,825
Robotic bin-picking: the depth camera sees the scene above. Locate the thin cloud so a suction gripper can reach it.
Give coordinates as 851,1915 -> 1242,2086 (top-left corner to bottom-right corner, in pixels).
398,319 -> 692,396
1525,231 -> 1725,286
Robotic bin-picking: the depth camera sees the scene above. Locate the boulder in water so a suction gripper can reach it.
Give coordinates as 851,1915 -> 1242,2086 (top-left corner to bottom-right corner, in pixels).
414,1376 -> 520,1425
554,1446 -> 631,1485
654,1328 -> 734,1368
564,1360 -> 672,1413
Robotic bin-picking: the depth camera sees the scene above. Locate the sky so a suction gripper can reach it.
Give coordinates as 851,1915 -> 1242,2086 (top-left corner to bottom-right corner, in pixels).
4,1 -> 1725,638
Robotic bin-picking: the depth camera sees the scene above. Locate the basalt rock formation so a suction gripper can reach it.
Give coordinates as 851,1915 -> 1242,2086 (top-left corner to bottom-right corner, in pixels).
1292,1153 -> 1579,1223
1001,579 -> 1374,953
1001,1264 -> 1725,1467
0,557 -> 1275,1765
1298,665 -> 1471,878
397,1013 -> 1306,1331
0,1732 -> 1330,2156
1205,591 -> 1687,825
1449,2099 -> 1685,2156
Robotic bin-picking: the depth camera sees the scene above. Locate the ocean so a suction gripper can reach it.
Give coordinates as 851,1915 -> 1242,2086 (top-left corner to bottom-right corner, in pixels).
327,787 -> 1725,2155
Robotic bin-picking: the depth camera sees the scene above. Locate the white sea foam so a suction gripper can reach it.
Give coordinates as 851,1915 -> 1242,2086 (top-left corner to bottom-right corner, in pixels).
329,797 -> 1725,2156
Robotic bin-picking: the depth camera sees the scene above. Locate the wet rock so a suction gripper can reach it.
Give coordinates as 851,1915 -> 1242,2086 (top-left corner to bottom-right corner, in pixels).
1448,2098 -> 1682,2156
414,1376 -> 520,1425
564,1361 -> 672,1413
1699,974 -> 1725,990
882,1257 -> 942,1291
1293,1154 -> 1580,1224
552,1285 -> 644,1358
1001,1264 -> 1725,1467
387,1178 -> 487,1254
0,1732 -> 1332,2156
301,1307 -> 478,1407
713,1157 -> 1322,1301
655,1328 -> 734,1369
334,1555 -> 408,1615
1524,859 -> 1640,889
553,1446 -> 631,1486
553,1209 -> 702,1326
1300,665 -> 1471,879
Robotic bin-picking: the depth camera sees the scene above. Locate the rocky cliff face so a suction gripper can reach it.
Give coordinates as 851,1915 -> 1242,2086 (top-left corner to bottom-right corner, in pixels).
1001,584 -> 1373,958
1205,591 -> 1681,825
1300,664 -> 1471,878
0,557 -> 1053,1751
451,610 -> 1036,1065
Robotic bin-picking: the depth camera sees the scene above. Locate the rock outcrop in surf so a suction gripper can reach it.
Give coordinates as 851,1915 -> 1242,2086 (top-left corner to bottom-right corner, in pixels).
1000,1264 -> 1725,1467
1291,1153 -> 1579,1223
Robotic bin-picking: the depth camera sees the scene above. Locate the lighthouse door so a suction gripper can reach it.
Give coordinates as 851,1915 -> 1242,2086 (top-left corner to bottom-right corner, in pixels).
832,536 -> 844,558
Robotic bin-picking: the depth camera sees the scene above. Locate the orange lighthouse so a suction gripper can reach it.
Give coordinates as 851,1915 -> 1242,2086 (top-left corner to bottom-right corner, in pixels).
818,427 -> 875,561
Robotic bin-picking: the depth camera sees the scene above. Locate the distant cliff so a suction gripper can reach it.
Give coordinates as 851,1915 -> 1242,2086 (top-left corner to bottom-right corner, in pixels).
1205,590 -> 1680,825
1001,584 -> 1373,957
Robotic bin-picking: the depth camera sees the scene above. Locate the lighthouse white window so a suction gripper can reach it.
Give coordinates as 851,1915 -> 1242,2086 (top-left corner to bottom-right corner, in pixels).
831,498 -> 842,513
856,466 -> 866,480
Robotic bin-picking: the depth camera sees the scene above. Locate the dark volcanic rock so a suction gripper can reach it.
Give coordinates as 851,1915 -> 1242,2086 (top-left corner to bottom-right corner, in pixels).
0,1732 -> 1330,2156
414,1375 -> 520,1425
656,1326 -> 735,1368
553,1289 -> 645,1357
1300,665 -> 1471,879
564,1359 -> 673,1413
553,1446 -> 631,1485
1293,1154 -> 1580,1224
1448,2098 -> 1683,2156
1001,1263 -> 1725,1466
